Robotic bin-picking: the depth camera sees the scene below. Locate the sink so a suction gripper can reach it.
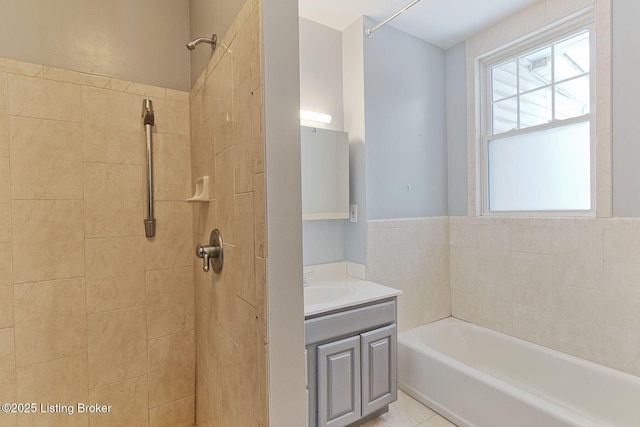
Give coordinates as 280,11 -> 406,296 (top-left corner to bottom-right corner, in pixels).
304,283 -> 355,305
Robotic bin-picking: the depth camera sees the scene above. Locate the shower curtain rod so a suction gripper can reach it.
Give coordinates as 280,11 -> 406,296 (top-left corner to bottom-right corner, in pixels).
365,0 -> 423,38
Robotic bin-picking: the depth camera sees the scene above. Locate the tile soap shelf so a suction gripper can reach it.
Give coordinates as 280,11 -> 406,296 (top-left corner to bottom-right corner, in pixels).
186,176 -> 211,203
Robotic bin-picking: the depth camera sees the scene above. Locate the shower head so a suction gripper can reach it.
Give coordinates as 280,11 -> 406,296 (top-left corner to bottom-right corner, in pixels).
186,34 -> 217,51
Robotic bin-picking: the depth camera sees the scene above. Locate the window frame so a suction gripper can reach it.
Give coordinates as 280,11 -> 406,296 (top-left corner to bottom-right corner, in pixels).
478,12 -> 596,217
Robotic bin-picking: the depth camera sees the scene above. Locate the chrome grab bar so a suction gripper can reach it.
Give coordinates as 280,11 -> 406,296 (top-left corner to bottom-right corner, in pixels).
142,99 -> 155,237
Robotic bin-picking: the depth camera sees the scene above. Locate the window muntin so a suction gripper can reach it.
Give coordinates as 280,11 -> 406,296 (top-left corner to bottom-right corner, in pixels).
482,27 -> 594,214
490,30 -> 590,135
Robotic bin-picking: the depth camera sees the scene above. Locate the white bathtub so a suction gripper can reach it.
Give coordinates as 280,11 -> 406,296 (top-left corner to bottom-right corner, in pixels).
398,318 -> 640,427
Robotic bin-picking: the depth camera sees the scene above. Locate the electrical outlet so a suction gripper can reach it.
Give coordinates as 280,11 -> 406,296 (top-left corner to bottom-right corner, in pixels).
349,204 -> 358,222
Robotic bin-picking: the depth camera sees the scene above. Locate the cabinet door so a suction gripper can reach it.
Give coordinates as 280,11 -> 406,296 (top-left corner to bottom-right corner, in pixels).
361,324 -> 397,417
317,336 -> 361,427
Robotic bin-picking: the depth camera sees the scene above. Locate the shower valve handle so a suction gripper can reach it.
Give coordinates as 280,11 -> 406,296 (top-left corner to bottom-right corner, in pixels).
196,229 -> 224,273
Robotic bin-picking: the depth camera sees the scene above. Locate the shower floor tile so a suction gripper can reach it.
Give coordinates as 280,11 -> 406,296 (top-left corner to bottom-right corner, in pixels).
361,390 -> 458,427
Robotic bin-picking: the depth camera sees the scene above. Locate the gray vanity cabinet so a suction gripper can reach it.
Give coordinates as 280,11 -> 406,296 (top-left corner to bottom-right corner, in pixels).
305,299 -> 398,427
361,324 -> 397,417
317,336 -> 362,426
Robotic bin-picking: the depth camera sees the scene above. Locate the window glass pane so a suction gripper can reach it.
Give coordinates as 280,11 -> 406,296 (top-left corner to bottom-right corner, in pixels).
488,121 -> 591,211
492,97 -> 518,134
520,87 -> 552,128
519,46 -> 551,93
555,75 -> 590,120
555,31 -> 590,82
492,60 -> 517,101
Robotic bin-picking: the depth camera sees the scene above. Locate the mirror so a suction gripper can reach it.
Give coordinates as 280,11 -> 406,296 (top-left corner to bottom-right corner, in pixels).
301,126 -> 349,220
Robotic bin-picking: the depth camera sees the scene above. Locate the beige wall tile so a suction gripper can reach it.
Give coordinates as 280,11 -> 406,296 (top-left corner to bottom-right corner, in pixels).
251,86 -> 264,174
604,292 -> 640,332
88,376 -> 149,427
219,328 -> 240,426
8,74 -> 81,122
195,301 -> 209,377
449,246 -> 477,293
512,303 -> 554,348
85,236 -> 145,314
449,223 -> 479,248
124,82 -> 167,99
552,285 -> 605,325
144,202 -> 193,270
477,292 -> 512,333
0,328 -> 16,425
254,174 -> 266,258
233,193 -> 256,306
212,55 -> 234,154
0,58 -> 42,77
87,307 -> 147,389
16,354 -> 88,427
166,88 -> 189,103
153,133 -> 191,201
0,201 -> 10,243
42,66 -> 110,88
12,200 -> 84,283
451,290 -> 477,323
149,395 -> 195,427
83,163 -> 142,238
603,261 -> 640,295
148,330 -> 195,407
82,87 -> 141,133
552,227 -> 603,290
554,318 -> 605,357
14,278 -> 87,367
233,79 -> 254,193
232,298 -> 258,426
195,370 -> 213,427
511,226 -> 553,254
82,123 -> 142,165
9,116 -> 82,200
0,244 -> 13,329
0,72 -> 7,158
604,228 -> 640,263
146,266 -> 194,339
604,326 -> 640,376
151,98 -> 189,136
0,159 -> 10,243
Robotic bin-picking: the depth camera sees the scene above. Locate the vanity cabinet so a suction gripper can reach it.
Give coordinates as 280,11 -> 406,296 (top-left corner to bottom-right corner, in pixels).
305,299 -> 398,427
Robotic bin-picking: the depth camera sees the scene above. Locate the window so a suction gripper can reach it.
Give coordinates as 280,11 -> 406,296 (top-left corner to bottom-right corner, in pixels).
481,22 -> 594,214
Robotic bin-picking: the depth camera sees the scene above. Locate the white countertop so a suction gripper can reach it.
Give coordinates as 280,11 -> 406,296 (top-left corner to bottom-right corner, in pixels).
303,279 -> 402,317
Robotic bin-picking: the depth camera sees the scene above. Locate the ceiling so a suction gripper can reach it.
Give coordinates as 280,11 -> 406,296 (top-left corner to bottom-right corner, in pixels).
298,0 -> 539,49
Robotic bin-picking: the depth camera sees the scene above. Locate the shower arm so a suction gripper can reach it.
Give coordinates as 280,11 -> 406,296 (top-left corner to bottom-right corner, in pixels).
142,99 -> 155,237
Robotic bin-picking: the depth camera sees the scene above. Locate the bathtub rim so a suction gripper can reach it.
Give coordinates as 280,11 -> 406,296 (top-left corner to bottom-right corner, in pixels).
398,317 -> 628,427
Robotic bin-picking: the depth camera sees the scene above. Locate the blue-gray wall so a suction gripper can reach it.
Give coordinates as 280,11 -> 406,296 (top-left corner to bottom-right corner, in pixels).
613,0 -> 640,217
445,42 -> 468,216
363,17 -> 448,219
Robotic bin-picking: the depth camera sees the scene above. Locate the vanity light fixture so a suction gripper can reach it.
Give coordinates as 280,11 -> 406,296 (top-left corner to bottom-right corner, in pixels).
300,110 -> 332,124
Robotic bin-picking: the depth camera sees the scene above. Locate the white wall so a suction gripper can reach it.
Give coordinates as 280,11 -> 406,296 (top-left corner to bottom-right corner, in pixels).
0,0 -> 190,90
343,18 -> 368,265
262,0 -> 307,424
363,17 -> 448,220
298,18 -> 348,266
299,18 -> 344,131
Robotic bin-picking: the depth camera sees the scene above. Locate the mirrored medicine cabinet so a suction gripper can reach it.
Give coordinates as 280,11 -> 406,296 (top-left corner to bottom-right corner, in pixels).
300,126 -> 349,220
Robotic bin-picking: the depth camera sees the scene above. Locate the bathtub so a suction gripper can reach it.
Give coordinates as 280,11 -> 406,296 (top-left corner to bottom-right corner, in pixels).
398,318 -> 640,427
